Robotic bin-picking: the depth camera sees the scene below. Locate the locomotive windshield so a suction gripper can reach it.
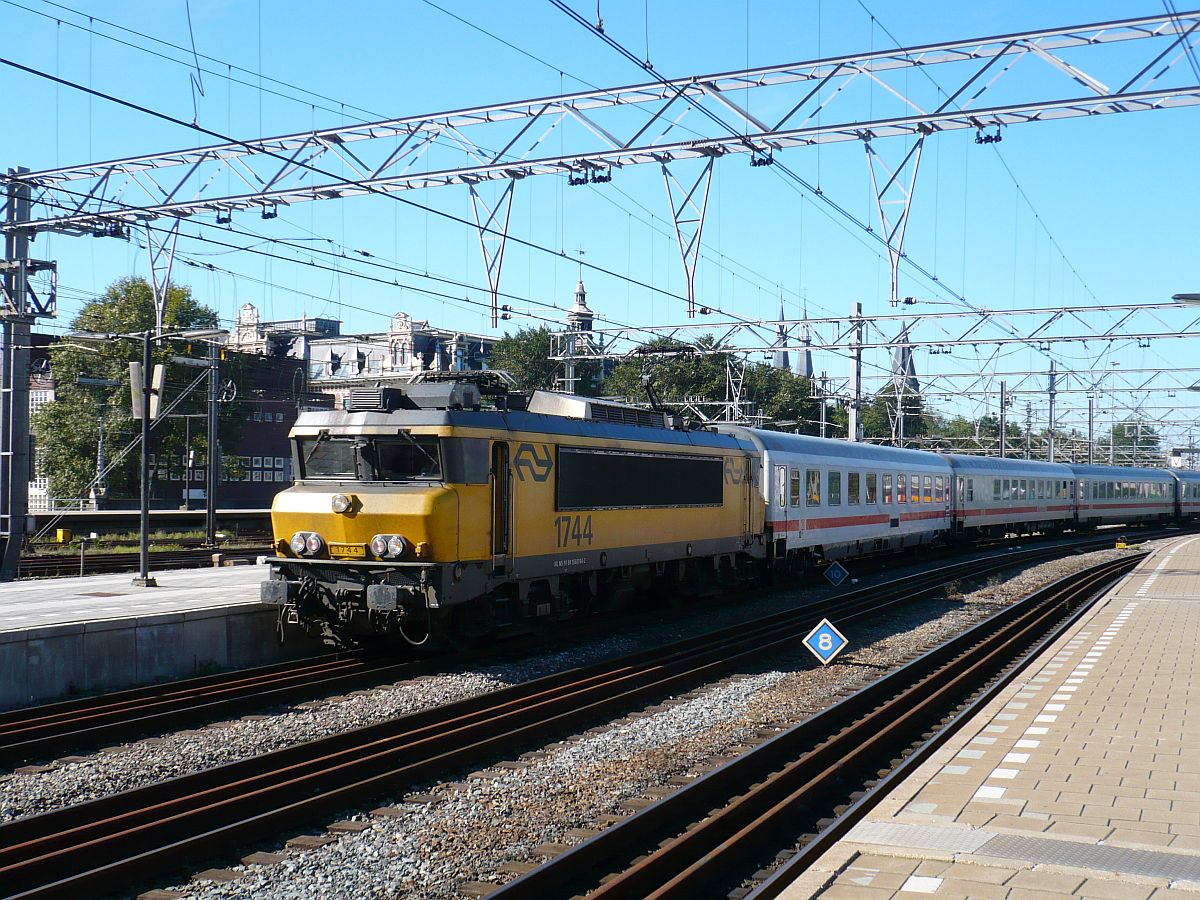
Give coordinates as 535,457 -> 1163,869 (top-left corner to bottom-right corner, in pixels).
297,433 -> 442,481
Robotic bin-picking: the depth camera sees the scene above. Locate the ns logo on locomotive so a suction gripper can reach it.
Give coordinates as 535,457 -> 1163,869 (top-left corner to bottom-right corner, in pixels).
261,375 -> 1200,648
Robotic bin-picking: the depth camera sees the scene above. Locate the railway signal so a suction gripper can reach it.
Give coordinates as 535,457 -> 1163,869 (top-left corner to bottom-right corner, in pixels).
803,618 -> 849,666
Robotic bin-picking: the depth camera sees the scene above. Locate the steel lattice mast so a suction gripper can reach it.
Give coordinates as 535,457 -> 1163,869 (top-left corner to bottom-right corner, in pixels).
3,9 -> 1199,324
4,11 -> 1200,577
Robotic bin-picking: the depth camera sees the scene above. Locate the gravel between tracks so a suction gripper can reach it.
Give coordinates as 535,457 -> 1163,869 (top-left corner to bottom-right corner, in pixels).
151,544 -> 1147,900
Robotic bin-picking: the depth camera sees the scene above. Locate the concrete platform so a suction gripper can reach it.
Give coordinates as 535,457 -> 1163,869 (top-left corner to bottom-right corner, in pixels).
782,535 -> 1200,899
0,565 -> 317,710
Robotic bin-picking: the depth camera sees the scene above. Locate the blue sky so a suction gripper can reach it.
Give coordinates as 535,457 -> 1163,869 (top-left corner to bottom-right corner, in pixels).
2,1 -> 1198,446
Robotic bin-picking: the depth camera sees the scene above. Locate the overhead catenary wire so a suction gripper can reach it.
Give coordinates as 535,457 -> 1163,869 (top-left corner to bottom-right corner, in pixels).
3,0 -> 830,325
0,54 -> 742,324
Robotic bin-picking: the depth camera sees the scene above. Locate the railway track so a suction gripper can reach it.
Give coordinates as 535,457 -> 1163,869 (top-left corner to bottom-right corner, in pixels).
2,530 -> 1141,768
17,546 -> 272,578
494,553 -> 1143,900
0,540 -> 1134,899
0,653 -> 432,768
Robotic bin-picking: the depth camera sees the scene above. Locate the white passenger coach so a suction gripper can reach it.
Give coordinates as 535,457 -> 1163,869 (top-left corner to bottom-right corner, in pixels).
724,429 -> 954,563
943,454 -> 1076,538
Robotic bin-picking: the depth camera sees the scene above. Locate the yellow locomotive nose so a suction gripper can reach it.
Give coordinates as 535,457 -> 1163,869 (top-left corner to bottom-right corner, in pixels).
271,484 -> 461,561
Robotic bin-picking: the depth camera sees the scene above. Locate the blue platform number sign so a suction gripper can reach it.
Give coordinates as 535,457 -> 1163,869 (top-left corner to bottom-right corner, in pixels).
824,561 -> 849,586
803,618 -> 849,666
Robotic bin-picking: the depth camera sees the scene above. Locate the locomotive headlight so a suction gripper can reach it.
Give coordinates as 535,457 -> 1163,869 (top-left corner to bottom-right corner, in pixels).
331,493 -> 352,514
369,534 -> 407,558
290,532 -> 308,555
304,533 -> 324,554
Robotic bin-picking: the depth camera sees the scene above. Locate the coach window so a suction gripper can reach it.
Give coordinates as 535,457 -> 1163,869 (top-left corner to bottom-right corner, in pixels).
848,472 -> 861,505
922,475 -> 933,503
775,465 -> 787,508
967,478 -> 975,501
897,474 -> 907,503
883,474 -> 893,504
908,473 -> 918,503
866,472 -> 878,504
993,479 -> 1001,501
790,469 -> 802,507
806,469 -> 821,506
935,475 -> 945,503
829,471 -> 842,505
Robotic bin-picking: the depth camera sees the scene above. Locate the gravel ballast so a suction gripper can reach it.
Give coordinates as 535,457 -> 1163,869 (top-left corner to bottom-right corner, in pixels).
144,544 -> 1149,900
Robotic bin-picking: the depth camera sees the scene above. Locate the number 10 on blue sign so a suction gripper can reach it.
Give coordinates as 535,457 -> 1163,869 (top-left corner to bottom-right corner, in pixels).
803,618 -> 849,666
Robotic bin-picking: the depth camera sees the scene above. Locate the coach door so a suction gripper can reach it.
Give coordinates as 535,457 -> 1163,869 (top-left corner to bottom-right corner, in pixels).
491,442 -> 511,575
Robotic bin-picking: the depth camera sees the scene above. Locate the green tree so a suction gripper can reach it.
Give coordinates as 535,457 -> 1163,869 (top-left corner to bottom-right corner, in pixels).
487,326 -> 601,395
859,383 -> 929,444
488,326 -> 559,392
1099,420 -> 1163,466
742,363 -> 822,432
604,336 -> 728,412
33,277 -> 232,500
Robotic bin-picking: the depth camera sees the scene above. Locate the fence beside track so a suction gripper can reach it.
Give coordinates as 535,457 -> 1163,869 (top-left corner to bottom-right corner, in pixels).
17,545 -> 272,578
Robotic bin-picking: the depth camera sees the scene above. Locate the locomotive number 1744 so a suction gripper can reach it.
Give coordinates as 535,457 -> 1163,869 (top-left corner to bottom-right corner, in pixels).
554,514 -> 594,548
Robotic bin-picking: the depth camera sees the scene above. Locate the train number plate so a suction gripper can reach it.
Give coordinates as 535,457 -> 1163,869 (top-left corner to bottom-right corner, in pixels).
329,543 -> 366,558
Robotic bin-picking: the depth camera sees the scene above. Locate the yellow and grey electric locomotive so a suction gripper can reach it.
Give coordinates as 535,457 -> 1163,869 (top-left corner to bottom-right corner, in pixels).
261,377 -> 765,646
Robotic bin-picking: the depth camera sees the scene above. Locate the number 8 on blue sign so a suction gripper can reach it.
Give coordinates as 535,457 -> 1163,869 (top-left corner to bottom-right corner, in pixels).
803,618 -> 849,666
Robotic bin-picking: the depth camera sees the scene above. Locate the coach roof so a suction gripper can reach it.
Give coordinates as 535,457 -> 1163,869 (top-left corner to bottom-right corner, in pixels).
941,454 -> 1075,477
726,428 -> 953,468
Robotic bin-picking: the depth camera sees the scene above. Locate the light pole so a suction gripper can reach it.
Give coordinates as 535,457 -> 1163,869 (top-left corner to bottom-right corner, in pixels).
71,327 -> 226,586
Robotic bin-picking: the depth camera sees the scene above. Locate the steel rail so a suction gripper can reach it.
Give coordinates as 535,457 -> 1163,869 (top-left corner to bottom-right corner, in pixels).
0,541 -> 1123,899
0,540 -> 1089,897
0,652 -> 419,767
494,554 -> 1141,899
0,531 -> 1144,767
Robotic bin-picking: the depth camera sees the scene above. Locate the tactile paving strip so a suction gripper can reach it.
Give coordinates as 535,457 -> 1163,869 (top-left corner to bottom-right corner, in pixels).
846,823 -> 1200,882
977,833 -> 1200,881
846,821 -> 992,854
